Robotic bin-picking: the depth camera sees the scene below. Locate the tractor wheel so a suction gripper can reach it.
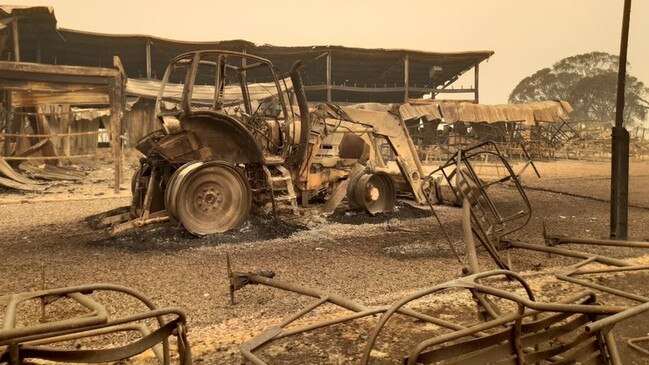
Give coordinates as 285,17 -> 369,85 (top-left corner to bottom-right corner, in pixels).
166,161 -> 251,235
131,165 -> 142,196
165,162 -> 204,222
347,172 -> 396,215
130,165 -> 143,210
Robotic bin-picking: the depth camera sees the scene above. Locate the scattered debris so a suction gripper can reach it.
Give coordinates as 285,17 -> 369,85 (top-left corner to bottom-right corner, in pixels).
88,213 -> 307,252
0,284 -> 192,364
229,259 -> 644,364
227,139 -> 649,364
0,57 -> 126,194
0,156 -> 45,191
21,163 -> 86,181
422,141 -> 537,269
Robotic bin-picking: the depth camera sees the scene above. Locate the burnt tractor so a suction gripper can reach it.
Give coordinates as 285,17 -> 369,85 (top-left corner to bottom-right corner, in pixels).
108,50 -> 427,235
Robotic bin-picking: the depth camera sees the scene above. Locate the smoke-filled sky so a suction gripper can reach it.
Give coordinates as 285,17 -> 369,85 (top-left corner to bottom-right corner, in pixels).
10,0 -> 649,106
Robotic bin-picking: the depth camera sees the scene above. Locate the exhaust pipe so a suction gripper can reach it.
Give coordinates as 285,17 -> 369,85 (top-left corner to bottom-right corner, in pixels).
286,60 -> 311,166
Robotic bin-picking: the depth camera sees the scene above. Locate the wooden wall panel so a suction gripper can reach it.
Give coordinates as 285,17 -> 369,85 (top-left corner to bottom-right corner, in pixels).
124,102 -> 159,147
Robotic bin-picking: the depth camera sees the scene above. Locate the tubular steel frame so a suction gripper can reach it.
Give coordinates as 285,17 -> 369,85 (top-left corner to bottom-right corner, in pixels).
422,140 -> 535,270
439,142 -> 649,318
502,235 -> 649,322
500,233 -> 649,358
0,284 -> 192,365
230,138 -> 649,364
229,257 -> 641,365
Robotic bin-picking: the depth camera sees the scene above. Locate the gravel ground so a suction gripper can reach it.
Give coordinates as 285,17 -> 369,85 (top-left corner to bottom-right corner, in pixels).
1,158 -> 649,364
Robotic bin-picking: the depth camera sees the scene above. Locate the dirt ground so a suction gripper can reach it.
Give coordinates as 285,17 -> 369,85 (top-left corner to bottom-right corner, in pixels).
2,153 -> 649,364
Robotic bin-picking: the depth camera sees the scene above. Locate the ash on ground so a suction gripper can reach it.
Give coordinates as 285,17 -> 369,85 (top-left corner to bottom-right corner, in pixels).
86,213 -> 307,252
85,201 -> 431,252
326,201 -> 430,225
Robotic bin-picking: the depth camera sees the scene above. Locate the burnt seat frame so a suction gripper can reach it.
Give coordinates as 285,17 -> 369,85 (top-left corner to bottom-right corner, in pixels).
0,284 -> 192,365
403,292 -> 617,364
422,141 -> 536,270
231,267 -> 633,365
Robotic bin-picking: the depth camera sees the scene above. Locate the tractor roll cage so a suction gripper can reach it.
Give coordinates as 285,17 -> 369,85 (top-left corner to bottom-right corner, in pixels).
155,50 -> 293,121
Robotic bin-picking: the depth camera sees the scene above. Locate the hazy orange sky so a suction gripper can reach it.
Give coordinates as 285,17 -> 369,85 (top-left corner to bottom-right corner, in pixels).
10,0 -> 649,106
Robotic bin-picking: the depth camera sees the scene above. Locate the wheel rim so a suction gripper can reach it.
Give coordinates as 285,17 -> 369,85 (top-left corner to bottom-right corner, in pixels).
131,166 -> 142,196
131,165 -> 143,208
165,162 -> 204,221
348,172 -> 396,215
173,162 -> 251,235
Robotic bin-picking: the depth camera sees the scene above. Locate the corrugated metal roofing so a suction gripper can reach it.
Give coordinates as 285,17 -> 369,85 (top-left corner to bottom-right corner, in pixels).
398,100 -> 573,124
126,78 -> 292,105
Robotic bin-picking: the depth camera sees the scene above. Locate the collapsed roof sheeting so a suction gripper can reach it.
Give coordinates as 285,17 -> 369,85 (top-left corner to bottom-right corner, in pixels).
0,155 -> 45,191
399,103 -> 444,121
344,102 -> 398,112
126,77 -> 293,105
398,100 -> 573,125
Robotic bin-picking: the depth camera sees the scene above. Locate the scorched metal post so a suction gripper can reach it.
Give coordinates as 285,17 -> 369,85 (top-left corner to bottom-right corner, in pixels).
610,0 -> 632,240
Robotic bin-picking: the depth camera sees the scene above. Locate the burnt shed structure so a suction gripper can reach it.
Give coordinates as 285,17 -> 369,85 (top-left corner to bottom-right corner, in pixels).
5,6 -> 493,104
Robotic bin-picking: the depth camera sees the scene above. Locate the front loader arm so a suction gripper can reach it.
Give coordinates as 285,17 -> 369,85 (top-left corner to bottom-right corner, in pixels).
321,105 -> 427,204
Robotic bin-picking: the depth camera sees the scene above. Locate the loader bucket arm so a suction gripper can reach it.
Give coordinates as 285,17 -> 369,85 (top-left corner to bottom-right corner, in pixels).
285,60 -> 311,167
319,105 -> 427,205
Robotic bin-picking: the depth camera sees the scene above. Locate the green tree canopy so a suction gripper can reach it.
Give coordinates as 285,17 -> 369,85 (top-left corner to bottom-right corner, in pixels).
509,52 -> 648,126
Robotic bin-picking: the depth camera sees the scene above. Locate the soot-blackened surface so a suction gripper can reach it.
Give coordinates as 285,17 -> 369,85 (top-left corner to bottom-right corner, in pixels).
86,213 -> 307,252
327,202 -> 430,225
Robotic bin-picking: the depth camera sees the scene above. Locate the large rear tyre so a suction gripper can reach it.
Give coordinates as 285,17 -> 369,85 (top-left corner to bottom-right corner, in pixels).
166,161 -> 251,235
131,165 -> 142,196
130,165 -> 143,209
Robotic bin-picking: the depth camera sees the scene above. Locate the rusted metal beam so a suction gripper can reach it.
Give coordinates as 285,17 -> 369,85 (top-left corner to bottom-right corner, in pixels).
462,198 -> 480,273
11,90 -> 110,107
545,234 -> 649,248
241,48 -> 247,78
145,39 -> 152,79
610,0 -> 632,239
326,51 -> 332,102
587,301 -> 649,333
628,336 -> 649,356
611,126 -> 629,239
403,54 -> 409,103
2,91 -> 14,156
304,84 -> 475,94
505,240 -> 631,267
474,62 -> 480,103
0,61 -> 120,78
0,284 -> 191,364
111,56 -> 126,193
11,19 -> 19,62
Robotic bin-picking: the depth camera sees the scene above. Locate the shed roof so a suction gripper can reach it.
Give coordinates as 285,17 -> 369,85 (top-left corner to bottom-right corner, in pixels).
399,100 -> 573,125
2,5 -> 493,103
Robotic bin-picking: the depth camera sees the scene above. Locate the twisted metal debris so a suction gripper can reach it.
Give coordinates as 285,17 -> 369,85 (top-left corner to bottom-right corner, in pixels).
0,284 -> 192,364
231,141 -> 649,364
